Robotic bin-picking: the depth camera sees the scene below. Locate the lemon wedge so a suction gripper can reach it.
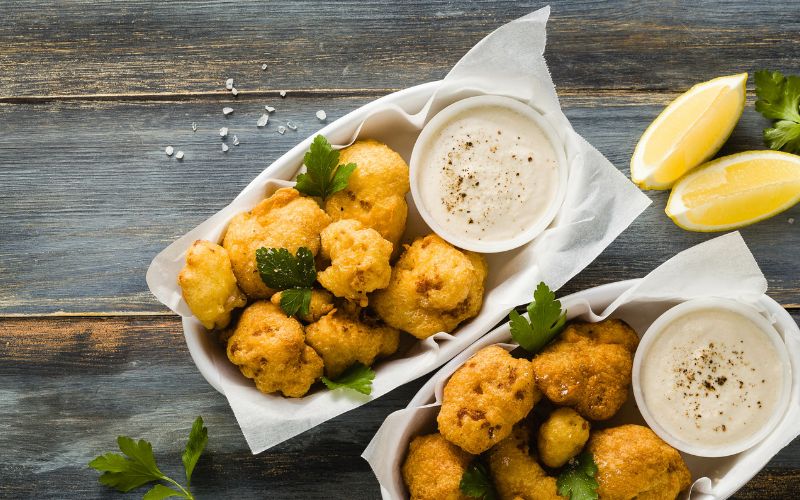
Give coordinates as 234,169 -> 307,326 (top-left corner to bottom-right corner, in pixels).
666,150 -> 800,231
631,73 -> 747,190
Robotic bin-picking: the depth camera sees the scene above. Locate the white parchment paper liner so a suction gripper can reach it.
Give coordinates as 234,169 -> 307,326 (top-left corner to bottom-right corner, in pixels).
146,6 -> 651,453
363,232 -> 800,500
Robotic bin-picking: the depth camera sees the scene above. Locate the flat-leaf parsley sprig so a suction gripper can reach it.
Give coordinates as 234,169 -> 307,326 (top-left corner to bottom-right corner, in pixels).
295,135 -> 356,200
557,451 -> 599,500
459,460 -> 497,500
88,416 -> 208,500
255,247 -> 316,317
321,362 -> 376,395
509,282 -> 567,353
755,70 -> 800,154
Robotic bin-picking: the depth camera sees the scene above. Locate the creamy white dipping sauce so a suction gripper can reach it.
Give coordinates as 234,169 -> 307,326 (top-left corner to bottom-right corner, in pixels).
416,105 -> 560,243
641,308 -> 785,452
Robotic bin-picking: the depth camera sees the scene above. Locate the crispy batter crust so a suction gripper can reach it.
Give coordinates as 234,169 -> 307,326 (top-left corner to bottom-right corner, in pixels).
537,407 -> 590,468
488,425 -> 564,500
402,433 -> 473,500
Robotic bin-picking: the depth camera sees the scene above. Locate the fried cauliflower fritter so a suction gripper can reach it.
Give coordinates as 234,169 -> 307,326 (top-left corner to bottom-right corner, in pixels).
178,240 -> 247,330
324,139 -> 410,251
371,234 -> 488,339
402,433 -> 473,500
488,425 -> 563,500
532,319 -> 639,420
226,301 -> 323,397
588,425 -> 691,500
270,289 -> 334,323
222,187 -> 331,299
438,346 -> 539,455
317,219 -> 392,306
305,307 -> 400,378
537,407 -> 590,468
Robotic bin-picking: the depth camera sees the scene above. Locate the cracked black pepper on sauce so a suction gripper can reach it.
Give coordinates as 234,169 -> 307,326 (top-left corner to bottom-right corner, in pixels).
641,308 -> 783,449
418,105 -> 559,243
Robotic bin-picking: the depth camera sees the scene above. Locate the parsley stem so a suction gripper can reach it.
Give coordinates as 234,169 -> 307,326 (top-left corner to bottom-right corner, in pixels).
162,475 -> 194,500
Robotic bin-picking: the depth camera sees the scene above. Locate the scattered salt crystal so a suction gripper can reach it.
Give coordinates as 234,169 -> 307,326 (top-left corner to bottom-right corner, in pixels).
231,87 -> 239,96
233,135 -> 240,146
261,63 -> 268,71
287,121 -> 297,131
277,125 -> 286,134
279,90 -> 287,98
225,78 -> 234,90
789,218 -> 796,225
222,143 -> 229,152
316,110 -> 327,121
223,107 -> 234,115
191,122 -> 197,132
219,127 -> 229,137
257,114 -> 269,127
176,151 -> 184,160
165,146 -> 174,156
264,105 -> 276,113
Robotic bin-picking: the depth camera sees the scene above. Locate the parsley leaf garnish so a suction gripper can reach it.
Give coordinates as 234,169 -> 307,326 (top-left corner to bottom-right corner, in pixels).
255,247 -> 316,317
295,135 -> 357,199
89,416 -> 207,500
557,451 -> 599,500
321,362 -> 376,395
509,282 -> 567,353
459,461 -> 497,500
755,70 -> 800,154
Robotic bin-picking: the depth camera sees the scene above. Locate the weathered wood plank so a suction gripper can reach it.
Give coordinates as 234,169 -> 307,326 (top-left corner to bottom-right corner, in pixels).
1,94 -> 798,314
1,314 -> 799,498
1,1 -> 798,98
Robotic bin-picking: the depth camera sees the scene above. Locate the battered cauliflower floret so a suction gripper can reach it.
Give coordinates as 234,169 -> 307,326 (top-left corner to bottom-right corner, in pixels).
402,433 -> 473,500
438,346 -> 540,454
488,425 -> 563,500
317,219 -> 392,306
537,407 -> 590,468
371,234 -> 488,339
178,240 -> 247,330
588,425 -> 692,500
270,289 -> 334,323
305,308 -> 400,379
226,301 -> 323,397
532,319 -> 639,420
324,139 -> 410,251
222,187 -> 331,299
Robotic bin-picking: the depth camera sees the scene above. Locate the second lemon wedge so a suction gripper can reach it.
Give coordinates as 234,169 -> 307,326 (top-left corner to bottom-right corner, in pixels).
666,150 -> 800,232
631,73 -> 747,190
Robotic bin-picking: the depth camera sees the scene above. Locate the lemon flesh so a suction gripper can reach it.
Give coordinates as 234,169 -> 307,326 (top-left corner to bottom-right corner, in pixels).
666,150 -> 800,231
631,73 -> 747,190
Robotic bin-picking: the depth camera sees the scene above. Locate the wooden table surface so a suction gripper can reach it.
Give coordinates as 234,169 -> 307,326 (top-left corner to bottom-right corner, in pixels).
2,1 -> 798,498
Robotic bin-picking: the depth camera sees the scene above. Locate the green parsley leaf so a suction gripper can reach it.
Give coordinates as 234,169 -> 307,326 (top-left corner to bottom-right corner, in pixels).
557,451 -> 599,500
181,416 -> 208,487
755,70 -> 800,154
459,461 -> 497,500
279,288 -> 312,317
256,247 -> 316,290
295,135 -> 357,199
321,362 -> 376,395
143,484 -> 185,500
509,282 -> 567,353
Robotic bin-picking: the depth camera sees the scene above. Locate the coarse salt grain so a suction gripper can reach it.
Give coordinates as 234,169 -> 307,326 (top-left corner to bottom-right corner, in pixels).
191,122 -> 197,132
231,87 -> 239,96
225,78 -> 234,90
790,218 -> 796,225
316,110 -> 327,121
165,146 -> 174,156
257,114 -> 269,127
219,127 -> 229,137
265,105 -> 276,113
261,63 -> 268,71
287,121 -> 297,131
223,107 -> 234,115
176,151 -> 184,160
222,143 -> 229,152
279,90 -> 287,98
233,135 -> 240,146
277,125 -> 286,134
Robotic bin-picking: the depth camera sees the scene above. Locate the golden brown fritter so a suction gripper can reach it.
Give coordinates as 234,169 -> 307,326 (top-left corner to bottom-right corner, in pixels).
588,425 -> 692,500
178,240 -> 247,330
305,308 -> 400,378
371,234 -> 488,339
226,301 -> 323,397
438,346 -> 539,454
270,289 -> 335,323
317,219 -> 393,306
488,425 -> 564,500
532,319 -> 639,420
222,187 -> 331,299
324,139 -> 410,251
402,433 -> 473,500
537,407 -> 590,468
